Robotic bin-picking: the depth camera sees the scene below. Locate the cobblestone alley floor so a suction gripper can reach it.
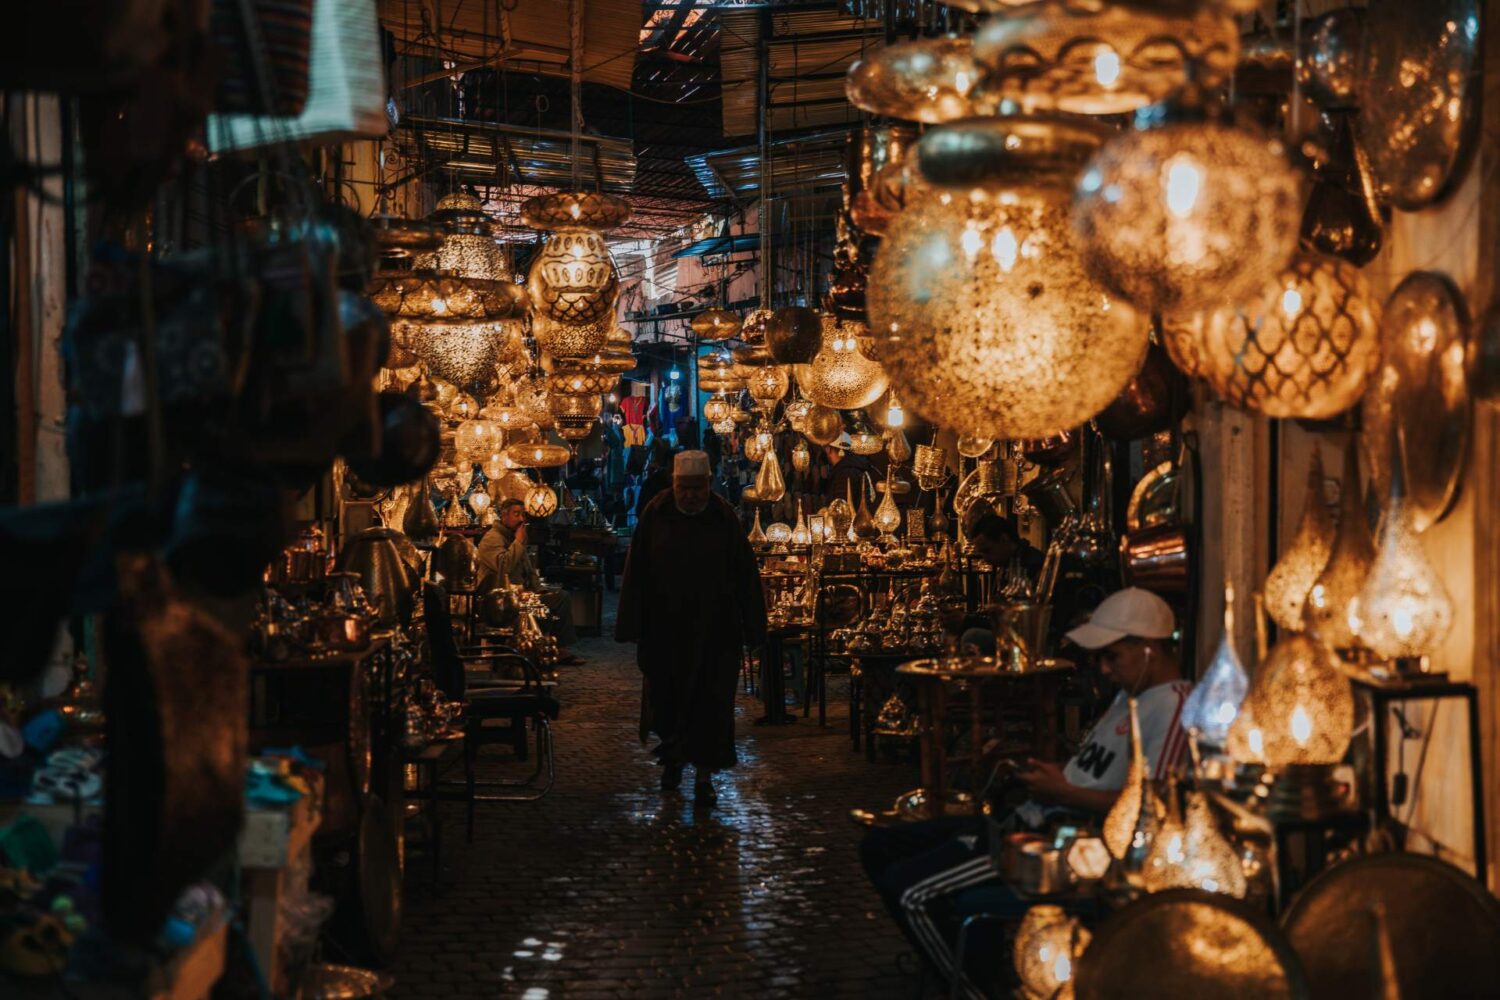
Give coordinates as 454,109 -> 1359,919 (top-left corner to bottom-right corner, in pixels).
389,596 -> 921,999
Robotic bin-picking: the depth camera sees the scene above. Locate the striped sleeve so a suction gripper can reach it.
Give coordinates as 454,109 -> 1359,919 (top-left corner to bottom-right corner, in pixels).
1144,682 -> 1191,781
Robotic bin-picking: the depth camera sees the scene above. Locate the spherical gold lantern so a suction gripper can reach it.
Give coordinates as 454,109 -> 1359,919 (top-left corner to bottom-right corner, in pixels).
792,439 -> 812,473
503,442 -> 572,469
744,428 -> 773,464
1187,252 -> 1381,419
795,317 -> 890,410
527,229 -> 619,328
703,394 -> 733,424
691,308 -> 742,341
747,365 -> 791,407
1072,119 -> 1302,314
868,116 -> 1150,440
767,306 -> 824,364
524,483 -> 558,519
802,405 -> 844,446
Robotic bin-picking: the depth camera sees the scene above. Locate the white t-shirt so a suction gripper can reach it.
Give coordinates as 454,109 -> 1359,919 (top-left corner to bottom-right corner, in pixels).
1062,681 -> 1192,792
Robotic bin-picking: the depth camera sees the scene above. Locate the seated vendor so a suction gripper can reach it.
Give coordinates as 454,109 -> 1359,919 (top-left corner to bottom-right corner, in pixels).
477,498 -> 583,665
860,587 -> 1190,998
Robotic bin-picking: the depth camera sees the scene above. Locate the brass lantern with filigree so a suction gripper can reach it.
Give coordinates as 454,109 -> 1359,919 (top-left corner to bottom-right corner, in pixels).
795,316 -> 889,410
691,309 -> 742,341
868,116 -> 1150,440
1184,252 -> 1381,419
522,192 -> 629,332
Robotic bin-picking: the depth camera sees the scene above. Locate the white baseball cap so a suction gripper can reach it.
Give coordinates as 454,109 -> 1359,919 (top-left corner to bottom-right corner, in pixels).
673,450 -> 711,477
1064,588 -> 1176,649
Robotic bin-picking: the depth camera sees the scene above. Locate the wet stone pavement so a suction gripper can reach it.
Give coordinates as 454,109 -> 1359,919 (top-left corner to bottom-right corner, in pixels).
389,596 -> 921,999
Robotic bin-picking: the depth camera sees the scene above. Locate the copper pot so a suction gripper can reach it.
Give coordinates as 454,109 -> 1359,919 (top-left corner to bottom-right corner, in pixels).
1119,523 -> 1190,593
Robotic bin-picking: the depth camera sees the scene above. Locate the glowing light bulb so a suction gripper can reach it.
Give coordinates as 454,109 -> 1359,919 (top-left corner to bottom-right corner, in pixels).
569,201 -> 581,219
960,223 -> 984,261
1290,705 -> 1312,745
1054,954 -> 1072,984
1247,728 -> 1264,758
887,395 -> 905,428
1163,155 -> 1203,218
1093,51 -> 1122,87
431,297 -> 448,315
991,226 -> 1019,271
1281,285 -> 1303,317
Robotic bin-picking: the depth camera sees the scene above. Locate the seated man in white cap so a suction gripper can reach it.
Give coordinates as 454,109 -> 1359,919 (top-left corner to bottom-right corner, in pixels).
616,450 -> 767,807
859,587 -> 1191,998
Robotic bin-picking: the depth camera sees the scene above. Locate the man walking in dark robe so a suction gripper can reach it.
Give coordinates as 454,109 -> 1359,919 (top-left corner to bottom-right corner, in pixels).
616,450 -> 767,807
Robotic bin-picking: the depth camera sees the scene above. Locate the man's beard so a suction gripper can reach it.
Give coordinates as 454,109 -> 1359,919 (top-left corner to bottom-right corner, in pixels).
674,497 -> 708,516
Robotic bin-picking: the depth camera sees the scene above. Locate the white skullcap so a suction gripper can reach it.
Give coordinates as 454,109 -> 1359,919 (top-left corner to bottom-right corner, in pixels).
674,450 -> 711,477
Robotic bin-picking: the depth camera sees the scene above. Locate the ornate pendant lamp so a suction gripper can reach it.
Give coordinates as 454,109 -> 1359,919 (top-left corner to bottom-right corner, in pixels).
1228,632 -> 1354,816
691,308 -> 742,341
845,35 -> 988,124
795,316 -> 889,410
767,307 -> 824,364
971,0 -> 1239,116
868,116 -> 1150,440
1102,697 -> 1165,876
1072,111 -> 1302,314
1263,449 -> 1335,632
1305,439 -> 1375,653
790,501 -> 811,548
1352,428 -> 1455,662
502,442 -> 571,469
524,483 -> 559,519
1179,583 -> 1250,749
1172,252 -> 1381,419
791,439 -> 812,474
755,450 -> 787,503
748,509 -> 767,545
703,393 -> 733,424
1141,789 -> 1248,897
801,405 -> 844,446
874,468 -> 903,538
522,192 -> 629,355
747,365 -> 791,410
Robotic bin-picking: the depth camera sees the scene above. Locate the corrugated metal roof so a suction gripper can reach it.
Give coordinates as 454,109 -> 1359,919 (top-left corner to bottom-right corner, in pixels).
379,0 -> 642,92
395,114 -> 637,192
686,129 -> 850,200
719,5 -> 881,138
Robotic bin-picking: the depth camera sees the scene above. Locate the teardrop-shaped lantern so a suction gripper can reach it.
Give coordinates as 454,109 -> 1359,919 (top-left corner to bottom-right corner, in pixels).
1263,449 -> 1334,632
795,318 -> 889,410
1142,787 -> 1248,897
874,468 -> 902,537
1229,633 -> 1354,767
854,480 -> 879,539
748,509 -> 767,545
1352,427 -> 1454,660
1102,697 -> 1165,872
1305,438 -> 1375,652
403,477 -> 441,549
791,500 -> 811,548
1179,583 -> 1250,748
887,429 -> 912,464
755,449 -> 787,503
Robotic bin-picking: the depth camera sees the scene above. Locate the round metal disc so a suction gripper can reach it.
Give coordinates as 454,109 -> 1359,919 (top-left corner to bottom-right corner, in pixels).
1282,853 -> 1500,998
1358,0 -> 1481,210
1076,889 -> 1308,1000
1361,271 -> 1470,531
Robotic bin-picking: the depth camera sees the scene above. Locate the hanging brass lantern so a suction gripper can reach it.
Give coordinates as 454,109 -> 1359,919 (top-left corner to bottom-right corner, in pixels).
1181,252 -> 1381,419
547,367 -> 617,396
755,450 -> 787,503
703,394 -> 733,424
1073,118 -> 1302,315
524,483 -> 559,518
795,316 -> 889,410
502,442 -> 571,469
868,116 -> 1149,440
846,35 -> 987,124
747,365 -> 791,408
792,438 -> 812,473
534,313 -> 610,361
801,405 -> 844,446
971,1 -> 1240,116
691,308 -> 742,341
741,307 -> 773,343
1229,634 -> 1354,768
1305,440 -> 1375,653
1262,449 -> 1334,633
522,192 -> 629,331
